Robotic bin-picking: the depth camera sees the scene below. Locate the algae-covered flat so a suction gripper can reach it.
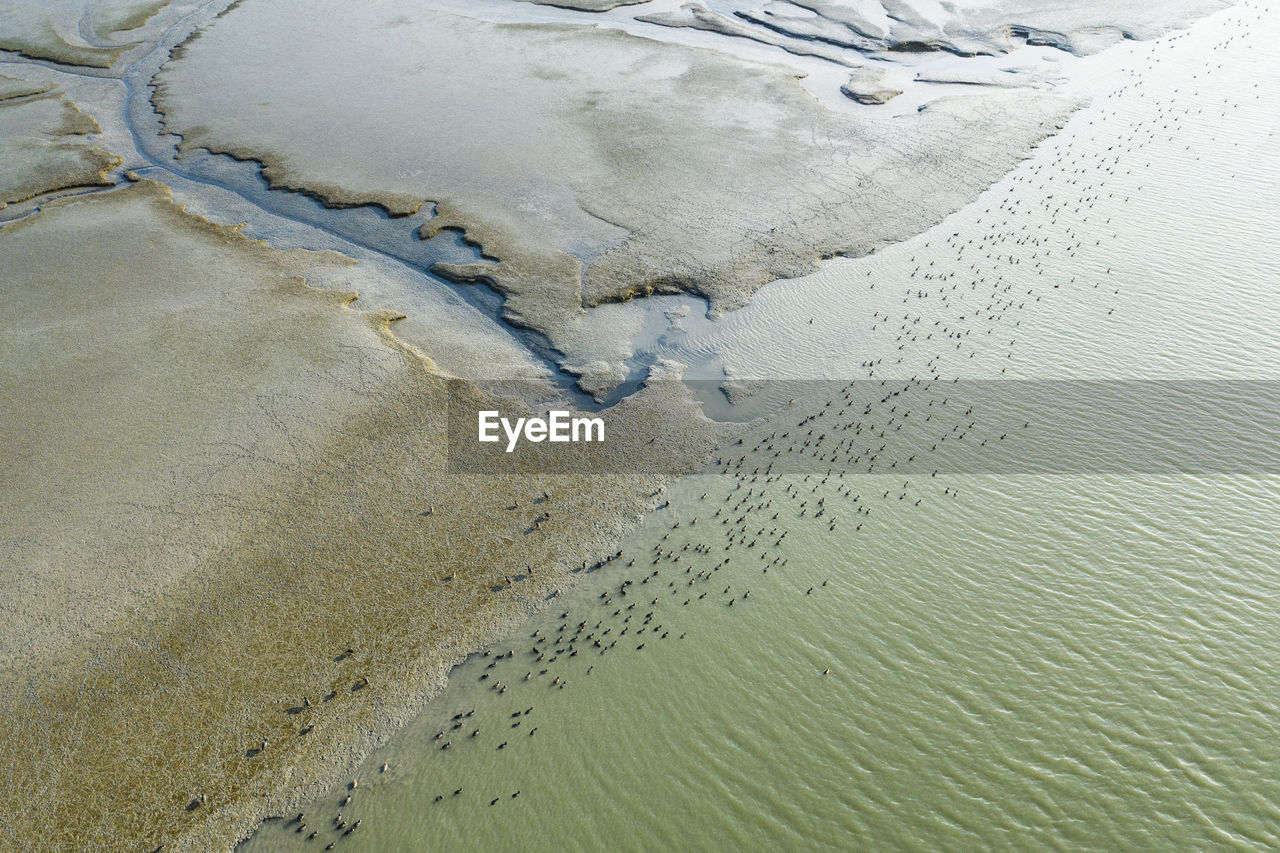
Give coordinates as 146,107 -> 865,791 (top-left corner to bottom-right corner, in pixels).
0,0 -> 172,68
0,180 -> 721,852
0,72 -> 56,101
0,90 -> 119,209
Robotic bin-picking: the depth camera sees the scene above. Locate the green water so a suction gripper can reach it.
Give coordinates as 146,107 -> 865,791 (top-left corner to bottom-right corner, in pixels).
243,2 -> 1280,850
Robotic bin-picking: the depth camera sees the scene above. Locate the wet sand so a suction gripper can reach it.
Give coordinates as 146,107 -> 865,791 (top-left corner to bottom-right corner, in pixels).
0,82 -> 119,208
0,0 -> 1256,850
0,0 -> 172,67
238,6 -> 1280,847
151,0 -> 1080,393
0,181 -> 722,851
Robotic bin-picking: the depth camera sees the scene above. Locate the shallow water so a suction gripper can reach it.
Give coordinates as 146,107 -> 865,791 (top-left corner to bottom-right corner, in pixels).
242,2 -> 1280,851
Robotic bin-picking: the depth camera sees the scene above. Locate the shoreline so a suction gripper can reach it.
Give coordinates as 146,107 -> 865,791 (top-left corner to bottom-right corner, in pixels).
0,1 -> 1252,849
0,181 -> 726,852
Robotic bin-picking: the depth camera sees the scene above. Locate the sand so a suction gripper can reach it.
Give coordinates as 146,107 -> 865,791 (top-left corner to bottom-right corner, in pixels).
635,2 -> 865,65
152,0 -> 1079,392
515,0 -> 652,10
0,0 -> 1247,850
0,181 -> 724,851
839,67 -> 902,104
679,0 -> 1235,58
0,0 -> 172,68
0,87 -> 119,209
0,71 -> 54,100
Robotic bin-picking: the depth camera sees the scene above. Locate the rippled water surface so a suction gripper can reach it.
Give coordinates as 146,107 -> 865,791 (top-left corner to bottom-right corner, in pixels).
243,3 -> 1280,850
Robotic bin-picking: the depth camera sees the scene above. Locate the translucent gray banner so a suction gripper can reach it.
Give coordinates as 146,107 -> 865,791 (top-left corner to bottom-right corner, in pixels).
446,380 -> 1280,475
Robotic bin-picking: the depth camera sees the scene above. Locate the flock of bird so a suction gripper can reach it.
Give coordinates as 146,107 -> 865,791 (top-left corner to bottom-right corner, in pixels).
259,4 -> 1268,847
